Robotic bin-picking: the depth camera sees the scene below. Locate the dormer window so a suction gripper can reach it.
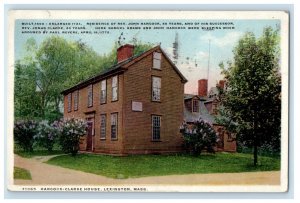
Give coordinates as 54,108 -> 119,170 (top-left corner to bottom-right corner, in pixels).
153,52 -> 162,69
192,99 -> 199,112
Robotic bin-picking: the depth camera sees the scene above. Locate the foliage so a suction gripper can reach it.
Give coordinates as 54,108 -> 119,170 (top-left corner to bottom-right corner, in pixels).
15,36 -> 154,121
14,120 -> 39,152
180,119 -> 217,155
237,143 -> 280,158
34,120 -> 59,152
14,149 -> 64,158
14,167 -> 32,180
13,118 -> 87,155
217,27 -> 281,166
14,61 -> 43,120
47,153 -> 280,179
57,118 -> 87,156
131,40 -> 154,56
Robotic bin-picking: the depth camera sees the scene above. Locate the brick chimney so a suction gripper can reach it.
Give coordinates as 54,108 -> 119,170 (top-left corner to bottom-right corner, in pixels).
117,44 -> 134,63
218,80 -> 225,90
198,79 -> 208,97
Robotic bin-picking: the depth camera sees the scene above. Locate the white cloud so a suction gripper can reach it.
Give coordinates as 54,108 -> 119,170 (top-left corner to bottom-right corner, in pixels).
163,36 -> 230,94
199,31 -> 243,48
196,51 -> 209,59
176,57 -> 225,94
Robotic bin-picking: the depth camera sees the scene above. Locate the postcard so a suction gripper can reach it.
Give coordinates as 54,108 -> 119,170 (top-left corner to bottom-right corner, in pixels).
7,10 -> 289,192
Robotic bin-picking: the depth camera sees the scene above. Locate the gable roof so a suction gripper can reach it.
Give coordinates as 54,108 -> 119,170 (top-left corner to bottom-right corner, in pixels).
183,93 -> 216,124
184,94 -> 200,100
184,94 -> 207,101
61,45 -> 187,95
184,100 -> 216,124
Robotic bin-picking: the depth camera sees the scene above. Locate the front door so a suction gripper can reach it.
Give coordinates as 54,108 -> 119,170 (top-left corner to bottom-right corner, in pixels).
86,121 -> 93,151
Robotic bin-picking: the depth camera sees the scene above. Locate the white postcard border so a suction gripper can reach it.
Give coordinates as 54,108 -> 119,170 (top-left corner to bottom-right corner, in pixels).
7,10 -> 289,193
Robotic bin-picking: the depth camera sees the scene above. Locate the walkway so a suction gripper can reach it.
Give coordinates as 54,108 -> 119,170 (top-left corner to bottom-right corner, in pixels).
14,154 -> 280,186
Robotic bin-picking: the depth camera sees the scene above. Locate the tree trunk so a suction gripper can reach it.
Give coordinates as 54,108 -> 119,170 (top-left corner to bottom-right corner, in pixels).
55,96 -> 60,113
254,138 -> 258,166
40,94 -> 46,118
253,117 -> 258,166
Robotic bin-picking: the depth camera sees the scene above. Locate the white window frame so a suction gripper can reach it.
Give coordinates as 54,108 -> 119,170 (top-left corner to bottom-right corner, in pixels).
100,114 -> 106,140
88,85 -> 93,107
153,52 -> 162,69
112,76 -> 118,101
100,80 -> 107,104
74,90 -> 79,111
152,115 -> 161,141
192,99 -> 199,113
67,93 -> 72,112
111,113 -> 118,140
152,76 -> 161,102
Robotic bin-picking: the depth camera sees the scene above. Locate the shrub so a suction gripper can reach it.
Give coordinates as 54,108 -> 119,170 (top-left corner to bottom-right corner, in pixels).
34,120 -> 58,152
180,119 -> 218,156
14,120 -> 38,152
237,141 -> 280,157
58,118 -> 87,156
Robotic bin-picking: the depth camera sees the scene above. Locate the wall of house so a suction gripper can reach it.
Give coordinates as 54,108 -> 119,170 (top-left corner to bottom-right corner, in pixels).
123,51 -> 184,154
63,74 -> 124,154
223,131 -> 237,152
204,102 -> 212,114
213,125 -> 236,152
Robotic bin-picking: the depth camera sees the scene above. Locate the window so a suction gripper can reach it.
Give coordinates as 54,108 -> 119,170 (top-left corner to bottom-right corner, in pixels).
186,100 -> 192,112
112,76 -> 118,101
100,80 -> 106,104
152,76 -> 161,101
67,93 -> 72,112
153,52 -> 162,69
111,113 -> 118,140
100,114 -> 106,139
212,102 -> 218,115
152,115 -> 161,141
74,90 -> 79,111
87,85 -> 93,107
192,99 -> 199,112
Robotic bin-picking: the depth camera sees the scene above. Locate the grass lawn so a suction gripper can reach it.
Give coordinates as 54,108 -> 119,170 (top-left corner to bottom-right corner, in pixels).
14,167 -> 32,180
46,152 -> 280,179
15,150 -> 64,158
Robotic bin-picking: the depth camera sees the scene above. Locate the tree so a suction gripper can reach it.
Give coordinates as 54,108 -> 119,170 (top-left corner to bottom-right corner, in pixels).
15,36 -> 153,121
218,27 -> 281,166
14,60 -> 43,119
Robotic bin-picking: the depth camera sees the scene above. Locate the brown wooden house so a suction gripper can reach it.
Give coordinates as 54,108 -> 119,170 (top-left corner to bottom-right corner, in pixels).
61,44 -> 187,155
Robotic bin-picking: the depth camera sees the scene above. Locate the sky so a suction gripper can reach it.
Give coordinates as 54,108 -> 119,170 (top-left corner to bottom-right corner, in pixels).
15,19 -> 279,94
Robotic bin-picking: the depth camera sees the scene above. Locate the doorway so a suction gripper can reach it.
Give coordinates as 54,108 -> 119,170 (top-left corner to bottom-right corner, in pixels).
86,119 -> 94,151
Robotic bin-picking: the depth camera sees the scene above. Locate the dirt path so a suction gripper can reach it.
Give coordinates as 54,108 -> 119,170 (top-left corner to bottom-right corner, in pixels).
14,154 -> 280,186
